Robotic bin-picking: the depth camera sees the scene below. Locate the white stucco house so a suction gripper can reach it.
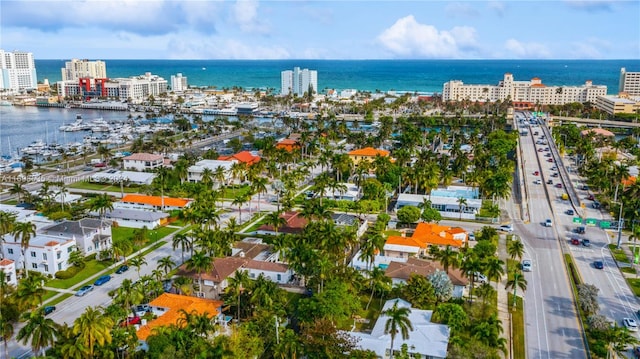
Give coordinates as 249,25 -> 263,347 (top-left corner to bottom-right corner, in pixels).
2,234 -> 76,276
347,298 -> 450,359
91,208 -> 169,229
122,153 -> 164,171
39,219 -> 113,256
0,259 -> 18,286
187,159 -> 235,184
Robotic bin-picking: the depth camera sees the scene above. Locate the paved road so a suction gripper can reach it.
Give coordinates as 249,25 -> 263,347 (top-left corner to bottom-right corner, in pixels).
517,120 -> 586,358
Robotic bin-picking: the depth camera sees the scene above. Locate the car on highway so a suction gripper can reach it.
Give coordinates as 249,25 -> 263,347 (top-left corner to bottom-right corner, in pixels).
570,238 -> 580,245
43,306 -> 56,315
533,179 -> 542,185
550,166 -> 557,171
555,183 -> 563,188
587,194 -> 595,201
623,318 -> 639,331
521,260 -> 532,272
545,153 -> 551,157
575,226 -> 586,234
115,265 -> 129,274
94,275 -> 111,286
499,224 -> 514,233
547,158 -> 554,162
544,219 -> 553,227
75,285 -> 94,297
547,179 -> 553,184
582,239 -> 591,247
594,261 -> 604,270
566,209 -> 575,215
551,172 -> 559,177
537,148 -> 544,152
533,171 -> 539,176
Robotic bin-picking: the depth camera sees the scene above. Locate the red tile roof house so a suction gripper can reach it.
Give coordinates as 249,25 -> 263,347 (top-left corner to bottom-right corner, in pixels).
218,151 -> 260,166
382,222 -> 466,260
385,257 -> 469,298
115,194 -> 192,212
122,153 -> 164,171
255,211 -> 308,235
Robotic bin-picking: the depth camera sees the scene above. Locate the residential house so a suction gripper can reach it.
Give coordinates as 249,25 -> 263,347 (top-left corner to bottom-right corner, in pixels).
0,259 -> 18,286
178,257 -> 247,298
187,159 -> 235,183
385,258 -> 468,298
348,147 -> 390,165
115,194 -> 192,212
396,186 -> 482,220
40,219 -> 112,256
122,153 -> 164,171
347,298 -> 450,359
91,170 -> 156,185
320,183 -> 361,201
92,208 -> 169,229
136,293 -> 224,342
275,138 -> 300,152
2,234 -> 76,276
218,151 -> 260,166
256,211 -> 308,235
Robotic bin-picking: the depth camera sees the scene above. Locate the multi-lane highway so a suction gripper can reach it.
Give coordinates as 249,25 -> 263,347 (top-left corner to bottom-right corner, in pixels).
516,112 -> 640,358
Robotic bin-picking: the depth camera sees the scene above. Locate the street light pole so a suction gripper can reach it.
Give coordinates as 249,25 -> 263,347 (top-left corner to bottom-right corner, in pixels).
616,201 -> 624,249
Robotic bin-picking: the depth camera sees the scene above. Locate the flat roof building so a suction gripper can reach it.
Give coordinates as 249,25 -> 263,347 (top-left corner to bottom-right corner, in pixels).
0,49 -> 38,92
619,68 -> 640,96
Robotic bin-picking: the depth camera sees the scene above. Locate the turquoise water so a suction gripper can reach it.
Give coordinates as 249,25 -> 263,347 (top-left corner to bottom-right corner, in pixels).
36,59 -> 640,94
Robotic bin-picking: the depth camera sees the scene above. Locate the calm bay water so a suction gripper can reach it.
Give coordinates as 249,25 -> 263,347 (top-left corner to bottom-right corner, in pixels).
2,59 -> 639,157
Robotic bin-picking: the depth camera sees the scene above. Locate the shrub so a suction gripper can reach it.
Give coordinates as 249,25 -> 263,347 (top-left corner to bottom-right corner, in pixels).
55,266 -> 81,279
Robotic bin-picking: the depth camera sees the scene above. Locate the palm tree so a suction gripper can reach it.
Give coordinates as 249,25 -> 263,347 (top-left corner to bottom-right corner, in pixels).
507,240 -> 525,261
484,257 -> 505,287
111,279 -> 143,312
158,256 -> 175,277
433,245 -> 459,274
0,211 -> 16,257
9,183 -> 25,203
226,269 -> 251,322
88,193 -> 114,242
11,221 -> 36,278
457,197 -> 468,220
73,306 -> 115,358
16,273 -> 47,309
172,233 -> 192,264
383,300 -> 414,359
17,311 -> 59,357
263,211 -> 287,235
129,256 -> 147,279
232,193 -> 251,223
0,318 -> 14,359
251,176 -> 269,212
505,270 -> 528,309
185,250 -> 213,295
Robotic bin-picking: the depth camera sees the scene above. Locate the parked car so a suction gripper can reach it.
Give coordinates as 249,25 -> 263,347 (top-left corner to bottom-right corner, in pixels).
132,304 -> 151,317
566,209 -> 575,215
473,272 -> 488,284
521,260 -> 532,272
582,239 -> 591,247
468,233 -> 476,241
499,224 -> 514,233
624,318 -> 639,331
570,238 -> 580,245
75,285 -> 94,297
94,275 -> 111,286
544,219 -> 553,227
115,265 -> 129,274
120,316 -> 141,327
43,306 -> 56,315
594,261 -> 604,270
94,162 -> 107,168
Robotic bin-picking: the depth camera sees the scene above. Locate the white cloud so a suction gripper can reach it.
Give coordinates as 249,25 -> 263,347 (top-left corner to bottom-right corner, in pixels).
568,38 -> 611,58
233,0 -> 270,34
377,15 -> 479,58
167,36 -> 289,59
504,39 -> 552,59
487,1 -> 507,16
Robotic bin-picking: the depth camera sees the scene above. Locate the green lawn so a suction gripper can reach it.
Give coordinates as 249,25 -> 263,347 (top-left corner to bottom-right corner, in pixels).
356,294 -> 384,331
384,230 -> 402,237
44,293 -> 73,307
621,267 -> 637,274
608,244 -> 630,263
626,278 -> 640,296
47,259 -> 114,289
220,185 -> 251,199
508,293 -> 525,359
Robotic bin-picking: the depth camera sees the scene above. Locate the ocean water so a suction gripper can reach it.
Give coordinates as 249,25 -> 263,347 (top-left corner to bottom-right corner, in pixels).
36,59 -> 640,94
3,59 -> 639,157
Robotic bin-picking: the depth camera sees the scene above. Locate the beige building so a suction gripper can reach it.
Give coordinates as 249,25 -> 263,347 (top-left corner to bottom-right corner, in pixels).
61,59 -> 107,81
595,94 -> 640,115
619,67 -> 640,96
443,73 -> 607,105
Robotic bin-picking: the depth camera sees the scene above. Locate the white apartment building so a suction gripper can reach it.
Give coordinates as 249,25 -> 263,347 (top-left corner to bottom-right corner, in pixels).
171,73 -> 188,92
619,67 -> 640,97
57,72 -> 168,102
187,159 -> 235,183
281,67 -> 317,97
442,73 -> 607,105
0,49 -> 38,92
40,219 -> 113,256
61,59 -> 107,81
3,234 -> 76,276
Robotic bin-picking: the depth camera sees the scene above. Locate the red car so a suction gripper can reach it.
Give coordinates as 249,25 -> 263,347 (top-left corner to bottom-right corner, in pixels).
571,238 -> 580,245
120,316 -> 141,327
547,158 -> 554,163
587,194 -> 595,201
556,183 -> 563,188
94,162 -> 106,168
533,171 -> 539,176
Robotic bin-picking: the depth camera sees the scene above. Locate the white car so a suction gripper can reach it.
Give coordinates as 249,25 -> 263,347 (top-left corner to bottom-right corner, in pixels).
533,179 -> 542,185
623,318 -> 639,331
473,272 -> 488,284
544,219 -> 553,227
499,224 -> 514,233
521,260 -> 532,272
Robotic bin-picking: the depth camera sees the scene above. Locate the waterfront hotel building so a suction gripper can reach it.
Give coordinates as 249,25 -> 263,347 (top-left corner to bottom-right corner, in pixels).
442,73 -> 607,105
619,67 -> 640,97
57,72 -> 168,103
0,49 -> 38,92
281,67 -> 317,97
61,59 -> 107,81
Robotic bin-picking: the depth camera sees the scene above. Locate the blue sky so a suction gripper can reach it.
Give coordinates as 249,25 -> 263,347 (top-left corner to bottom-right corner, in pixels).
1,0 -> 638,60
